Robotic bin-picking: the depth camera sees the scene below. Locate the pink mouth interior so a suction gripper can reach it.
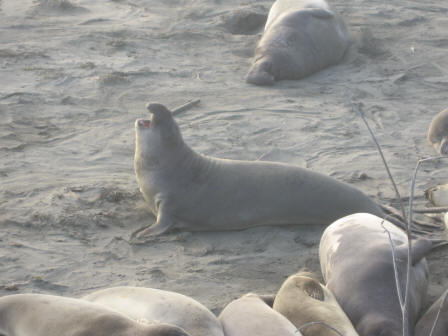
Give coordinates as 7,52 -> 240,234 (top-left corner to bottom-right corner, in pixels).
140,120 -> 151,128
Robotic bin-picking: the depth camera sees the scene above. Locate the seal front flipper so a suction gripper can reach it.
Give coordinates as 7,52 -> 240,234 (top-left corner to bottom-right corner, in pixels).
395,238 -> 432,266
136,209 -> 177,238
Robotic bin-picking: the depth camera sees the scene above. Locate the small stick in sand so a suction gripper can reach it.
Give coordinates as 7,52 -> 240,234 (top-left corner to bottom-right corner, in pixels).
346,95 -> 408,225
171,99 -> 201,116
297,321 -> 344,336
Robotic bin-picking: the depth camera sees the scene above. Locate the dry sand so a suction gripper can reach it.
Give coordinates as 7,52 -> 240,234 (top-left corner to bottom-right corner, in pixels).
1,0 -> 448,318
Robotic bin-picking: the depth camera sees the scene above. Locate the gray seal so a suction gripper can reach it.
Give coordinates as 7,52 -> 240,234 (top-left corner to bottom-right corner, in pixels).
415,291 -> 448,336
319,213 -> 431,336
427,107 -> 448,154
218,293 -> 302,336
246,0 -> 349,85
272,271 -> 359,336
0,293 -> 190,336
82,286 -> 224,336
133,103 -> 384,237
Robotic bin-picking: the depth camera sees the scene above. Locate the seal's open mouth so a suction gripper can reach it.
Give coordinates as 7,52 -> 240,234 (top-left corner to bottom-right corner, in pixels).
138,119 -> 151,128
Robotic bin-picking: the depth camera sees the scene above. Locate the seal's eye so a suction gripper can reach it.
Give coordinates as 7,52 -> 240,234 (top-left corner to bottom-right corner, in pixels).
139,120 -> 151,128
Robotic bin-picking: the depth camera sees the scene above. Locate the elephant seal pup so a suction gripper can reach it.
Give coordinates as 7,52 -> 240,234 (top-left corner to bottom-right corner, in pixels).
134,103 -> 384,237
273,271 -> 359,336
0,293 -> 190,336
245,0 -> 349,85
319,213 -> 431,336
415,290 -> 448,336
427,107 -> 448,154
82,286 -> 224,336
219,293 -> 302,336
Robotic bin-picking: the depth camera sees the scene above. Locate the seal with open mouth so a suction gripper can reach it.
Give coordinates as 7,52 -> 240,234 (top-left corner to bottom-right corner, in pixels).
133,103 -> 385,237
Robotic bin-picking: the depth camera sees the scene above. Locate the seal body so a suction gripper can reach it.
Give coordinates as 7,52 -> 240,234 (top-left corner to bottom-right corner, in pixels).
134,103 -> 384,236
319,213 -> 430,336
415,291 -> 448,336
218,293 -> 302,336
82,286 -> 224,336
427,107 -> 448,154
246,0 -> 349,85
273,271 -> 359,336
0,293 -> 190,336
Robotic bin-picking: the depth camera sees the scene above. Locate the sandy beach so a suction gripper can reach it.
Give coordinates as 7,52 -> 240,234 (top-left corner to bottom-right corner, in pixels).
1,0 -> 448,318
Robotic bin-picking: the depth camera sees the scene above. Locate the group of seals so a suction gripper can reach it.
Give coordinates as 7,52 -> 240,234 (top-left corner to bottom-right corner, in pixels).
0,287 -> 225,336
133,103 -> 384,237
0,294 -> 190,336
319,213 -> 431,336
83,286 -> 224,336
246,0 -> 349,85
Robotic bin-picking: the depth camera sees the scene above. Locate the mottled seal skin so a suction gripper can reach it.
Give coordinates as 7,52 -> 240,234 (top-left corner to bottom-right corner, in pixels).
273,271 -> 359,336
319,213 -> 431,336
219,293 -> 302,336
0,294 -> 190,336
427,108 -> 448,155
415,291 -> 448,336
134,103 -> 384,237
82,286 -> 224,336
246,0 -> 349,85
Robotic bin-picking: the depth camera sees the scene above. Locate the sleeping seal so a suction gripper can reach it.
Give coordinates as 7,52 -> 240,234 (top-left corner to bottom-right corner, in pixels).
82,286 -> 224,336
272,271 -> 359,336
319,213 -> 430,336
246,0 -> 349,85
427,107 -> 448,155
219,293 -> 302,336
0,293 -> 190,336
133,103 -> 384,237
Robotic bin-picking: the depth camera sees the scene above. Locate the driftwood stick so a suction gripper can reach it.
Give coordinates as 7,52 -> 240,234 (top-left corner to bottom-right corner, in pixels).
413,206 -> 448,214
346,96 -> 408,225
172,99 -> 201,116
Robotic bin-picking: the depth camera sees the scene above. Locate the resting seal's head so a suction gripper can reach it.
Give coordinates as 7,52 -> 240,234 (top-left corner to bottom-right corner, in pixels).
273,271 -> 359,336
245,57 -> 275,86
135,103 -> 185,170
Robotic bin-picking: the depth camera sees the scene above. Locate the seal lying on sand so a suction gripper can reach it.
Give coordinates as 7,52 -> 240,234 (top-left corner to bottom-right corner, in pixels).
427,107 -> 448,155
82,286 -> 224,336
319,213 -> 430,336
272,271 -> 359,336
219,293 -> 302,336
0,293 -> 190,336
133,103 -> 384,237
246,0 -> 349,85
415,290 -> 448,336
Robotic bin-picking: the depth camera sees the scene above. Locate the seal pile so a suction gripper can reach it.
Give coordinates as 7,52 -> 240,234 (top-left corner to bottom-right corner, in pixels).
2,0 -> 448,335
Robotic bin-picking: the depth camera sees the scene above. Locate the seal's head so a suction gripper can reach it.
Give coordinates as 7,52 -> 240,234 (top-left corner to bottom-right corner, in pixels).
273,271 -> 359,336
245,57 -> 275,86
135,103 -> 185,169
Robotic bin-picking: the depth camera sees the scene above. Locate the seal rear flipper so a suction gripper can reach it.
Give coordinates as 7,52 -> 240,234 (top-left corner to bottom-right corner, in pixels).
304,8 -> 334,19
395,238 -> 432,265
